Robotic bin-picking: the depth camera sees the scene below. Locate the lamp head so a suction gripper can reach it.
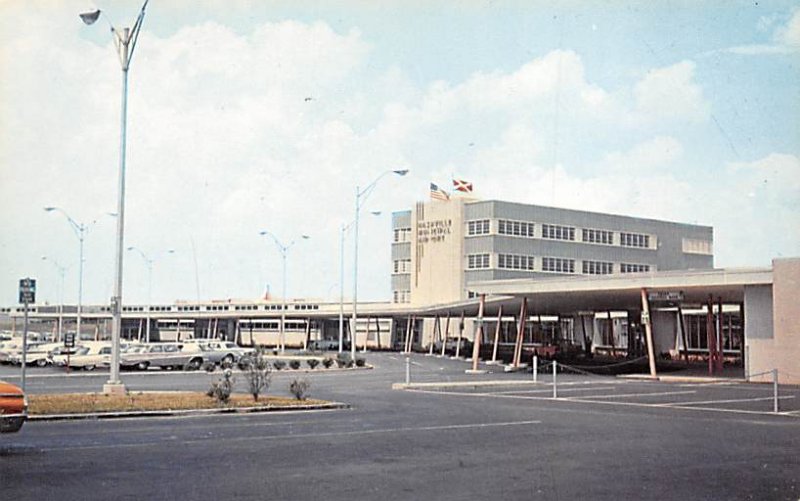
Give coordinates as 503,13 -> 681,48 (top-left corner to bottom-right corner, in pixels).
79,10 -> 101,25
301,235 -> 310,240
43,207 -> 56,212
393,169 -> 409,176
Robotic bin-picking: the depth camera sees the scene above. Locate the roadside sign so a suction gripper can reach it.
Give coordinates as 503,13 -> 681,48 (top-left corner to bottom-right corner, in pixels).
18,278 -> 36,304
640,311 -> 650,324
64,332 -> 76,348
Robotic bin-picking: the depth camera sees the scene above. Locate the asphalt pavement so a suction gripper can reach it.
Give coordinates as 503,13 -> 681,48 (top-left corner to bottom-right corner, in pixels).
1,353 -> 799,500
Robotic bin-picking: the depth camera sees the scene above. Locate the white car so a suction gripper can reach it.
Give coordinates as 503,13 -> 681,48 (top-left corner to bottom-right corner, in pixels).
64,343 -> 112,371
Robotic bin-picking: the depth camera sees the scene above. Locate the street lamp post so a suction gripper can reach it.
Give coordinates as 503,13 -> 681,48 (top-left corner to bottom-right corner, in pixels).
259,231 -> 309,352
339,211 -> 381,354
41,256 -> 67,341
351,170 -> 408,361
80,0 -> 150,394
43,207 -> 88,341
127,247 -> 174,343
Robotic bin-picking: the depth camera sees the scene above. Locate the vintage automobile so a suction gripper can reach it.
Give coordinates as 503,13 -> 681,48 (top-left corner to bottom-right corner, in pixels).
200,341 -> 251,367
13,342 -> 63,367
65,343 -> 113,371
0,379 -> 27,433
120,343 -> 205,371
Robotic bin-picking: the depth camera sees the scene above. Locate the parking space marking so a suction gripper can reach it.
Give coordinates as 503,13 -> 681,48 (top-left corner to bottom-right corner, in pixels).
565,390 -> 697,401
494,386 -> 619,395
655,395 -> 796,407
40,418 -> 543,453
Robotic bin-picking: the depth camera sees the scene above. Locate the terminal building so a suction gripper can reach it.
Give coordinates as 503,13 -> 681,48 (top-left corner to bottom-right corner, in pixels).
391,197 -> 714,305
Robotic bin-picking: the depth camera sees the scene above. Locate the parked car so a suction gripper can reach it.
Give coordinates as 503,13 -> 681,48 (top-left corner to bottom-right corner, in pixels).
47,345 -> 82,366
66,343 -> 112,371
307,339 -> 339,351
120,343 -> 204,371
15,342 -> 63,367
200,341 -> 251,367
0,379 -> 27,433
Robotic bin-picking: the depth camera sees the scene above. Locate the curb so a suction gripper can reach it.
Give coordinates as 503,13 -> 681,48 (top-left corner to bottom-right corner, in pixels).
392,380 -> 542,390
29,401 -> 350,421
618,374 -> 745,383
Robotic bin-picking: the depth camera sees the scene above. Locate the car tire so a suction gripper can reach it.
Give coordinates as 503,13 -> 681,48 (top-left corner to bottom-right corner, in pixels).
36,358 -> 48,368
137,361 -> 149,371
186,358 -> 203,371
84,365 -> 95,371
222,354 -> 234,366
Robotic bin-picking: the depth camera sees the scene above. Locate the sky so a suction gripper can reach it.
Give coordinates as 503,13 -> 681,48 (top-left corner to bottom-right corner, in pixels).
1,0 -> 798,307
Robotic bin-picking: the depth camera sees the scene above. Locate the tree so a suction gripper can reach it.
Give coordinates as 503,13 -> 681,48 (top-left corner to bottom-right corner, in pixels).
243,346 -> 272,402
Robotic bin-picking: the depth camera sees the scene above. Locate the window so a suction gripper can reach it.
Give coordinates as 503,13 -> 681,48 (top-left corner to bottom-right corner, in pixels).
582,228 -> 613,245
498,219 -> 535,237
393,259 -> 411,274
542,224 -> 575,241
682,238 -> 713,255
393,227 -> 411,243
392,290 -> 410,303
582,260 -> 614,275
541,257 -> 575,273
467,219 -> 490,236
467,253 -> 490,269
620,263 -> 650,273
498,253 -> 535,271
620,232 -> 650,248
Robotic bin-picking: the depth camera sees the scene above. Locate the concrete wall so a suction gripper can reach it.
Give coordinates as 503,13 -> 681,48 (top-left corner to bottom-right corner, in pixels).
747,259 -> 800,384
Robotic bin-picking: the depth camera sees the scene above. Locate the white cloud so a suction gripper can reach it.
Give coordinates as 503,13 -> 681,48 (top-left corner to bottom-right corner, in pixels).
775,8 -> 800,47
633,61 -> 710,122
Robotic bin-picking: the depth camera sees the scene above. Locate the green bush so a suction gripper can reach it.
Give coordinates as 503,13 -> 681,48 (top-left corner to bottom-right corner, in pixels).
322,357 -> 334,369
289,359 -> 301,370
307,358 -> 320,369
336,353 -> 352,368
355,357 -> 366,367
272,360 -> 287,371
289,378 -> 311,400
244,346 -> 272,402
207,368 -> 234,404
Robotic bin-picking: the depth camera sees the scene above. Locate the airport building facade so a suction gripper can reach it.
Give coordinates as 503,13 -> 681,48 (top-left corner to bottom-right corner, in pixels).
391,198 -> 714,305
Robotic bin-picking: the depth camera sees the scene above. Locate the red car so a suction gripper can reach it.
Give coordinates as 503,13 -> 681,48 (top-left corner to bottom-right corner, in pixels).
0,380 -> 27,433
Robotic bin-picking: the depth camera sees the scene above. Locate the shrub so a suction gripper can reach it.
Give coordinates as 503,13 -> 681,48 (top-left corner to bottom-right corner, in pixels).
322,357 -> 334,369
289,359 -> 301,370
336,353 -> 352,368
272,360 -> 287,371
289,378 -> 311,400
307,358 -> 320,370
202,361 -> 216,373
244,346 -> 272,402
207,368 -> 234,405
355,357 -> 366,367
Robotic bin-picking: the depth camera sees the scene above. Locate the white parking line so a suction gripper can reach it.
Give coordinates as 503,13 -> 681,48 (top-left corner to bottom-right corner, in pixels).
41,419 -> 543,453
656,395 -> 796,407
494,386 -> 619,395
565,390 -> 697,400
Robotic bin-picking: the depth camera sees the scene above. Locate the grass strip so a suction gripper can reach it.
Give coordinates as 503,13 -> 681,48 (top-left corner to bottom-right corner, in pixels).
29,392 -> 329,415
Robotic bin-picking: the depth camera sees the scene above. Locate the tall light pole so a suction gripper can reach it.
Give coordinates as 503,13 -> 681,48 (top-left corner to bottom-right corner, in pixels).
80,0 -> 150,394
127,247 -> 174,343
43,207 -> 89,341
339,211 -> 381,353
351,169 -> 408,360
41,256 -> 67,341
259,231 -> 309,352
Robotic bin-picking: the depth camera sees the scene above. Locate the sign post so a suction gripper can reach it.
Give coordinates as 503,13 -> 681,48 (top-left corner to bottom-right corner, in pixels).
18,278 -> 36,391
64,332 -> 76,374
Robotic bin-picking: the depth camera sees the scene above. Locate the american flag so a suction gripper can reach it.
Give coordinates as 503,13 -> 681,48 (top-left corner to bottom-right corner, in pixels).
430,183 -> 450,201
453,178 -> 473,193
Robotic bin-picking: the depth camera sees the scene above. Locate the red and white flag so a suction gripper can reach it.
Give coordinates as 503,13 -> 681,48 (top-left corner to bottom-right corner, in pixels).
453,178 -> 473,193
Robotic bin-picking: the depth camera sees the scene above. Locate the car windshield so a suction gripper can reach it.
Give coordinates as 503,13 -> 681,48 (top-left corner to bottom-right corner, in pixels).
76,347 -> 90,356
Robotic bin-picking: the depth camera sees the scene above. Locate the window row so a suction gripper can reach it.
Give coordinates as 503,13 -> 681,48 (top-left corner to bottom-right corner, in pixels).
392,290 -> 411,304
393,227 -> 412,243
498,253 -> 535,271
498,219 -> 535,237
465,219 -> 656,250
393,259 -> 411,274
467,219 -> 490,236
541,224 -> 575,241
466,255 -> 652,275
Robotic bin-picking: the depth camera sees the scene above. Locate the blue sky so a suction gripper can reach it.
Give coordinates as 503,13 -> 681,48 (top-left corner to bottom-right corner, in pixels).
1,0 -> 798,307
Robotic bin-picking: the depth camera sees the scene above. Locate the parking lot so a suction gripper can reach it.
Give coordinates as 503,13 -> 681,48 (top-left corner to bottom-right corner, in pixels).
2,353 -> 799,500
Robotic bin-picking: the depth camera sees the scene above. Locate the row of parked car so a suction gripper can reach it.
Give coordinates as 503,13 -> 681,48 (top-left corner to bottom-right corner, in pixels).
0,339 -> 253,371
